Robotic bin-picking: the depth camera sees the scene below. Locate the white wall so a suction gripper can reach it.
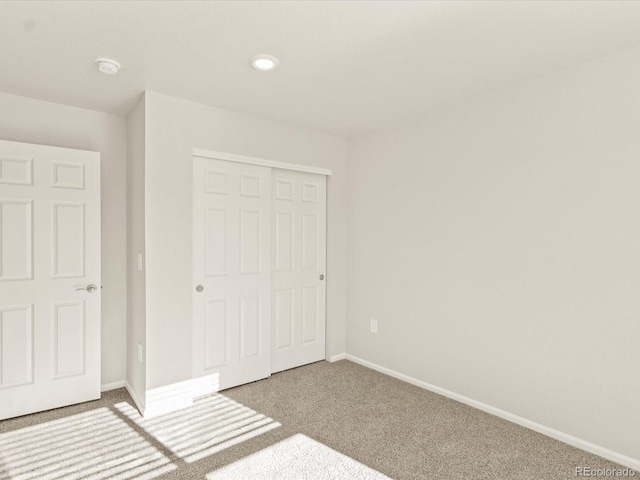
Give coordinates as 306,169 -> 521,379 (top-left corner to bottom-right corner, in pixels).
0,91 -> 128,387
348,47 -> 640,460
126,95 -> 146,405
144,91 -> 348,389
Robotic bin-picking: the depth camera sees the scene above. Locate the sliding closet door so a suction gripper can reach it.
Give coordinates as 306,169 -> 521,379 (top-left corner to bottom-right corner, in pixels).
192,157 -> 271,390
272,170 -> 326,373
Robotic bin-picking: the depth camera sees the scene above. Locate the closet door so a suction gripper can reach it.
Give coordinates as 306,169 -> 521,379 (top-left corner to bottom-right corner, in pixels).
192,157 -> 271,390
272,170 -> 326,373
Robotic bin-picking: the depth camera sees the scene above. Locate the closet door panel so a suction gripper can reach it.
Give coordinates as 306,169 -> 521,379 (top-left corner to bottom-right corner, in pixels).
193,157 -> 271,390
271,170 -> 326,373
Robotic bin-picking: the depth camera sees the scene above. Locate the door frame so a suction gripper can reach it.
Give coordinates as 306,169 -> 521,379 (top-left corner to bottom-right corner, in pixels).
193,149 -> 332,177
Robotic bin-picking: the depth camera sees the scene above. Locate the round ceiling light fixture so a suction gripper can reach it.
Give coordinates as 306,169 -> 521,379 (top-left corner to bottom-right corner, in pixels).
95,57 -> 121,75
251,54 -> 279,71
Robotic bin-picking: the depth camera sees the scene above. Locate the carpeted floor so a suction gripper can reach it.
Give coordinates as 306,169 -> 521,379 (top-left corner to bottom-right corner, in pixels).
0,360 -> 633,479
205,434 -> 391,480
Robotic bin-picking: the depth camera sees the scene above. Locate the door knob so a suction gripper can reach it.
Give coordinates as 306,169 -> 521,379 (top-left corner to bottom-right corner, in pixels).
76,284 -> 98,293
196,285 -> 204,293
319,274 -> 324,281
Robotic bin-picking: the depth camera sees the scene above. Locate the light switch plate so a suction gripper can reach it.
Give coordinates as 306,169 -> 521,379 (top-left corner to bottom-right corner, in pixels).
370,318 -> 378,334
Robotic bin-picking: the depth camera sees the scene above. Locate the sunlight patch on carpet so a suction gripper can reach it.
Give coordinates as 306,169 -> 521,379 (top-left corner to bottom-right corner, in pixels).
206,434 -> 391,479
0,407 -> 175,480
115,394 -> 280,463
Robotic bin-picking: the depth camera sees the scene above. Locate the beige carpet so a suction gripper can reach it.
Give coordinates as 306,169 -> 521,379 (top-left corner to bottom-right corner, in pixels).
0,360 -> 634,479
206,434 -> 391,480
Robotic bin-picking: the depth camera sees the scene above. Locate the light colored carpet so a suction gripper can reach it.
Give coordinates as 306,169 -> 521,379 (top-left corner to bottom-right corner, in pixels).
0,360 -> 635,479
206,434 -> 391,480
0,406 -> 175,480
114,394 -> 281,464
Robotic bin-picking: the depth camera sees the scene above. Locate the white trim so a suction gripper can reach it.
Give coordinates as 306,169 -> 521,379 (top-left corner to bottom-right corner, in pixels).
328,353 -> 346,362
100,380 -> 125,392
125,382 -> 145,416
193,148 -> 332,176
142,374 -> 220,419
345,354 -> 640,472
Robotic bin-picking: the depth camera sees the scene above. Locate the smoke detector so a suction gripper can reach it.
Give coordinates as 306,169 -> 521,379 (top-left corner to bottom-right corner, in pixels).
95,58 -> 121,75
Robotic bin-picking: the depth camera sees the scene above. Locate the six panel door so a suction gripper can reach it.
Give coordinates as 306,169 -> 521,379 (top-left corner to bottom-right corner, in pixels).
271,169 -> 327,373
192,157 -> 272,390
0,139 -> 101,420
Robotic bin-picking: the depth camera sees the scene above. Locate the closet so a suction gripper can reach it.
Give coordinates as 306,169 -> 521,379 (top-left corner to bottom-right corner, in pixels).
192,151 -> 329,391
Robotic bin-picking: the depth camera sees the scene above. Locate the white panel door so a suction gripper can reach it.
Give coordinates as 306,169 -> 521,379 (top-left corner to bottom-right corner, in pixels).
272,170 -> 326,373
0,139 -> 100,420
193,157 -> 271,390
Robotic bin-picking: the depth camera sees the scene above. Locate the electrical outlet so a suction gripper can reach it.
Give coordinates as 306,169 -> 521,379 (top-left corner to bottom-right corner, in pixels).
138,343 -> 144,363
370,318 -> 378,334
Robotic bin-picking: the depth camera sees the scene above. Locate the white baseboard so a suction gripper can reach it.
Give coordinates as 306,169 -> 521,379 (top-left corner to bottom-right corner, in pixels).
101,380 -> 126,392
345,354 -> 640,472
125,382 -> 146,416
143,374 -> 219,419
328,353 -> 346,362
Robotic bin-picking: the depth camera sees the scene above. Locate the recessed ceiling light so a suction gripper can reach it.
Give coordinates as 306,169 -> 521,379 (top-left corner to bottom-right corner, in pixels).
251,54 -> 279,71
95,57 -> 121,75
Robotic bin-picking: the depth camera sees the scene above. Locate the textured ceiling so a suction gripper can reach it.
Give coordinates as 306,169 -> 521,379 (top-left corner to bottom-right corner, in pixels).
2,1 -> 640,137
